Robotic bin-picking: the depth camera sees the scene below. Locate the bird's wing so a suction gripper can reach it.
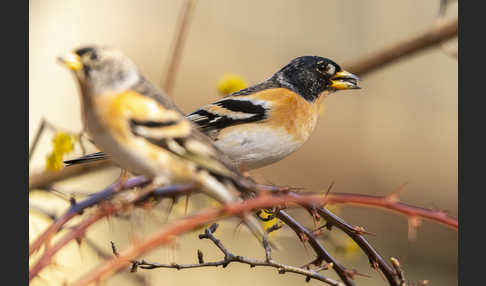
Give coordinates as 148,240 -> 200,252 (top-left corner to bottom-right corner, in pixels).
186,97 -> 269,134
115,88 -> 242,181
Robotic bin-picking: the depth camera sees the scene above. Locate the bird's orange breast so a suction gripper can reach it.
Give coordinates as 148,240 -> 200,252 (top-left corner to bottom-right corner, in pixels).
241,88 -> 324,142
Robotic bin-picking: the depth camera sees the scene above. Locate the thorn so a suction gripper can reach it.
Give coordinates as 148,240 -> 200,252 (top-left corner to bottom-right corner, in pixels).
385,182 -> 408,203
352,225 -> 375,235
325,181 -> 335,197
197,249 -> 204,264
130,261 -> 139,272
408,217 -> 422,241
164,197 -> 177,222
370,259 -> 379,270
209,223 -> 219,234
111,241 -> 119,257
307,208 -> 320,229
277,267 -> 285,274
345,268 -> 371,278
325,222 -> 333,231
299,232 -> 308,243
184,192 -> 190,215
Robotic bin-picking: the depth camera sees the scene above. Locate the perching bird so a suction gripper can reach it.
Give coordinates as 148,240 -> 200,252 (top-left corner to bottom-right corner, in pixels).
58,45 -> 265,241
64,56 -> 360,170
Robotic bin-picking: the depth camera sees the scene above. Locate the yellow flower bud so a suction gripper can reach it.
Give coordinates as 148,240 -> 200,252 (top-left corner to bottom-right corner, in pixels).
217,73 -> 248,96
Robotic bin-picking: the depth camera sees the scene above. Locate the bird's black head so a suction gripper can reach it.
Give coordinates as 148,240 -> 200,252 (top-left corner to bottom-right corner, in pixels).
272,56 -> 360,102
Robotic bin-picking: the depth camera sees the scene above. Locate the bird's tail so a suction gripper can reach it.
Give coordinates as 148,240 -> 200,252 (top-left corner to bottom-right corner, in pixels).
63,151 -> 109,166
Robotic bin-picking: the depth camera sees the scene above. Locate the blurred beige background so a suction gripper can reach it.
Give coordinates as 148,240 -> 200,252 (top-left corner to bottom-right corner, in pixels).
29,0 -> 457,285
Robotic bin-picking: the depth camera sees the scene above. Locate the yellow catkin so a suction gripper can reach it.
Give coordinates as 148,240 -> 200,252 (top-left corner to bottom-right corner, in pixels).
45,131 -> 77,171
217,73 -> 248,96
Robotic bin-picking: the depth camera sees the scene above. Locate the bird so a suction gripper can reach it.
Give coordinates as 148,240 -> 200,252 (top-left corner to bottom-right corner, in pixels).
64,56 -> 360,170
57,45 -> 266,242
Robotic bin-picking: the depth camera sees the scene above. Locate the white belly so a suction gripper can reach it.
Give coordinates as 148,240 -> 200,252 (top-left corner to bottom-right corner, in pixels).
215,126 -> 303,170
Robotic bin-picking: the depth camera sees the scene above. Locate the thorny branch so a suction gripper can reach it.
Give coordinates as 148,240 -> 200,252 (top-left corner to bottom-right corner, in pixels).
29,204 -> 150,286
276,210 -> 356,286
56,192 -> 441,286
121,223 -> 344,286
29,4 -> 458,286
29,176 -> 457,284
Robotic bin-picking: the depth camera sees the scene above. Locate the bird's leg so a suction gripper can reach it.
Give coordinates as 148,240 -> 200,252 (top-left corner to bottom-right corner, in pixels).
114,169 -> 130,192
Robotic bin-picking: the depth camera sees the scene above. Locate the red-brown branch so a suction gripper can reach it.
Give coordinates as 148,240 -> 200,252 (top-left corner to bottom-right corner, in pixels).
66,194 -> 328,286
29,178 -> 458,284
29,210 -> 110,281
29,177 -> 151,256
324,192 -> 457,229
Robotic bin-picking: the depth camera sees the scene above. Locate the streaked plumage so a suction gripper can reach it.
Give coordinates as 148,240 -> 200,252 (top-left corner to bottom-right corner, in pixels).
58,46 -> 264,241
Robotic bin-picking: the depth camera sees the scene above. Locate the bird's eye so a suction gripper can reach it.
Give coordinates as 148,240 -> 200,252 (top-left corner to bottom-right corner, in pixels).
89,52 -> 98,61
317,62 -> 335,76
324,64 -> 335,75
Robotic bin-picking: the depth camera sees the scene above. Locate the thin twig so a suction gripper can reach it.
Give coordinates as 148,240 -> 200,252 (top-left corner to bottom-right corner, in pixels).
29,203 -> 151,285
29,176 -> 151,256
29,118 -> 46,163
276,210 -> 356,286
315,207 -> 398,286
344,17 -> 458,76
63,194 -> 388,286
29,181 -> 457,284
29,160 -> 113,190
126,224 -> 344,286
162,0 -> 197,95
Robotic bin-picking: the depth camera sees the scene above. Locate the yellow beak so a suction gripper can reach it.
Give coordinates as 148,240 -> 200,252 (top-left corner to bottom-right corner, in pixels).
57,52 -> 82,71
329,70 -> 360,90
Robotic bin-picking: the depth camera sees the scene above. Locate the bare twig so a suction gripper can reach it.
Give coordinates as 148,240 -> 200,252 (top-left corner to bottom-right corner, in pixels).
344,17 -> 458,76
63,194 -> 387,286
315,207 -> 398,286
29,179 -> 457,284
29,118 -> 47,163
29,176 -> 151,256
30,202 -> 150,285
276,210 -> 356,286
162,0 -> 197,95
29,160 -> 113,190
126,223 -> 344,286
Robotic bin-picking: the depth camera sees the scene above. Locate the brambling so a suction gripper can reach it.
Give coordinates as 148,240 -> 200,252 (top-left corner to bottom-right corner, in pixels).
57,45 -> 265,241
65,56 -> 360,170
